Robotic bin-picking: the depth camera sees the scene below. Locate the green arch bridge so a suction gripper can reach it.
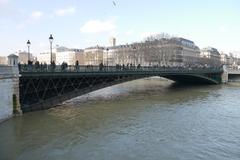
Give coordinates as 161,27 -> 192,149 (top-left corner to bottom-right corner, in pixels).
19,65 -> 223,112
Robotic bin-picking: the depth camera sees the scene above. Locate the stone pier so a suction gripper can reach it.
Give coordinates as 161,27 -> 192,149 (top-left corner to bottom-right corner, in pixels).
221,71 -> 228,83
0,65 -> 21,123
221,65 -> 228,83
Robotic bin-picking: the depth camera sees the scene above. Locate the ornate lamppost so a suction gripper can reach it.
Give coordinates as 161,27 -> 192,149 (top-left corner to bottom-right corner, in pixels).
106,48 -> 109,67
26,40 -> 31,64
133,46 -> 136,66
49,34 -> 54,64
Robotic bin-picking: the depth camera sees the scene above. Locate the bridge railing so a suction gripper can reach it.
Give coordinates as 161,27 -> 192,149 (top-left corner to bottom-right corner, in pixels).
18,64 -> 223,74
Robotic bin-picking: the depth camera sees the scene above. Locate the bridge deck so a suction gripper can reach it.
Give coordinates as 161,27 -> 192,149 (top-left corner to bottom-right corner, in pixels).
19,65 -> 222,75
18,65 -> 224,113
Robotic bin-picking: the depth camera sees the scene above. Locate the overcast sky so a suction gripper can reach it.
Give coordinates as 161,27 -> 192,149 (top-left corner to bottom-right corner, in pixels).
0,0 -> 239,56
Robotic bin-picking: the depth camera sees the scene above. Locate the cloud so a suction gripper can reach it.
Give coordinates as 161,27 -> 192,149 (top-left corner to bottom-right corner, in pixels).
55,7 -> 75,16
80,19 -> 116,33
0,0 -> 10,6
15,11 -> 43,30
0,0 -> 11,15
30,11 -> 43,19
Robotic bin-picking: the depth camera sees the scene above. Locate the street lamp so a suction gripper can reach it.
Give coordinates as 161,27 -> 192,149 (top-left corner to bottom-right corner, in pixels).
133,46 -> 136,66
106,48 -> 109,67
49,34 -> 54,63
26,40 -> 31,63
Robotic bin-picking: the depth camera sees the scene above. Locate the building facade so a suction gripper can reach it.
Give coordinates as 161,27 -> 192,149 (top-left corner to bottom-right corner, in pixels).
37,48 -> 56,64
35,37 -> 223,68
220,52 -> 227,64
55,46 -> 74,65
38,46 -> 84,65
7,54 -> 18,66
200,47 -> 221,66
0,56 -> 7,65
227,53 -> 240,68
74,49 -> 84,65
56,47 -> 84,65
109,37 -> 116,47
106,37 -> 200,67
84,46 -> 104,65
17,51 -> 36,64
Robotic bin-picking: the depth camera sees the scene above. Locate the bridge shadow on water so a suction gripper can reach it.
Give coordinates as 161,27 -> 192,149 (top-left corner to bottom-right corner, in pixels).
168,81 -> 214,90
63,77 -> 222,108
160,79 -> 224,102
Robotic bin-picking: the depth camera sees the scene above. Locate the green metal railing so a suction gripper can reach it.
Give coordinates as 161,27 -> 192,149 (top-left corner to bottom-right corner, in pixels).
19,64 -> 223,74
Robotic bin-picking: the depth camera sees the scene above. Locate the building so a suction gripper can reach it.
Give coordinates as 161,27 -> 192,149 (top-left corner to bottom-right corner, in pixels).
110,44 -> 139,65
84,46 -> 104,65
106,36 -> 200,67
174,38 -> 200,66
56,51 -> 75,65
37,48 -> 56,64
200,47 -> 221,66
55,46 -> 74,65
34,36 -> 205,67
109,37 -> 116,46
38,52 -> 56,64
226,54 -> 233,66
74,49 -> 84,65
220,52 -> 227,65
103,47 -> 117,66
38,46 -> 84,65
227,53 -> 240,68
0,56 -> 7,65
55,46 -> 84,65
18,51 -> 29,64
7,54 -> 18,66
17,50 -> 36,64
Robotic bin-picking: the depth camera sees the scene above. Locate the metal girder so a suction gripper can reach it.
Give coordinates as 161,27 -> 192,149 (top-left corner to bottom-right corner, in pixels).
19,69 -> 223,112
19,74 -> 144,112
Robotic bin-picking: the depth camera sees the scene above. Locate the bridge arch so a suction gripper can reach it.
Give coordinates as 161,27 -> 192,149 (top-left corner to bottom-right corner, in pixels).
19,71 -> 221,112
161,74 -> 220,84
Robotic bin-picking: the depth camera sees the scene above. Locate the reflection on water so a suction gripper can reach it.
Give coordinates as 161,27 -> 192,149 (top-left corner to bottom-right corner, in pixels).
0,78 -> 240,160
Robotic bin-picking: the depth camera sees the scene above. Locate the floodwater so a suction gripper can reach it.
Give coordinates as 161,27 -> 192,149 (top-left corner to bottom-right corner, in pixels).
0,78 -> 240,160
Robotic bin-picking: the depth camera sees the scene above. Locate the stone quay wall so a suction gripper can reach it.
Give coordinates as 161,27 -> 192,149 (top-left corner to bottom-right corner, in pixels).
0,65 -> 20,123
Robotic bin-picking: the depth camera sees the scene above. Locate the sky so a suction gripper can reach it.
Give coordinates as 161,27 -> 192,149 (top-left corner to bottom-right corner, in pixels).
0,0 -> 240,56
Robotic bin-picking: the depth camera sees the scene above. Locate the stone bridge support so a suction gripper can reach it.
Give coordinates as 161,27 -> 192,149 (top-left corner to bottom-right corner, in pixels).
0,66 -> 21,122
221,71 -> 228,83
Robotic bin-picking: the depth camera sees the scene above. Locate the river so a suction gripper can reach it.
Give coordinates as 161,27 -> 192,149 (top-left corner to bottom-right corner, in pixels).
0,78 -> 240,160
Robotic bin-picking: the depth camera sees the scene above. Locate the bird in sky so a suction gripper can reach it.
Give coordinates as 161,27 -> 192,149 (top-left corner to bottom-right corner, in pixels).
112,1 -> 116,6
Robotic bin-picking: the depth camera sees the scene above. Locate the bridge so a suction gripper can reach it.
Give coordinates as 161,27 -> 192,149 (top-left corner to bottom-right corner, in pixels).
19,65 -> 223,112
225,68 -> 240,81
